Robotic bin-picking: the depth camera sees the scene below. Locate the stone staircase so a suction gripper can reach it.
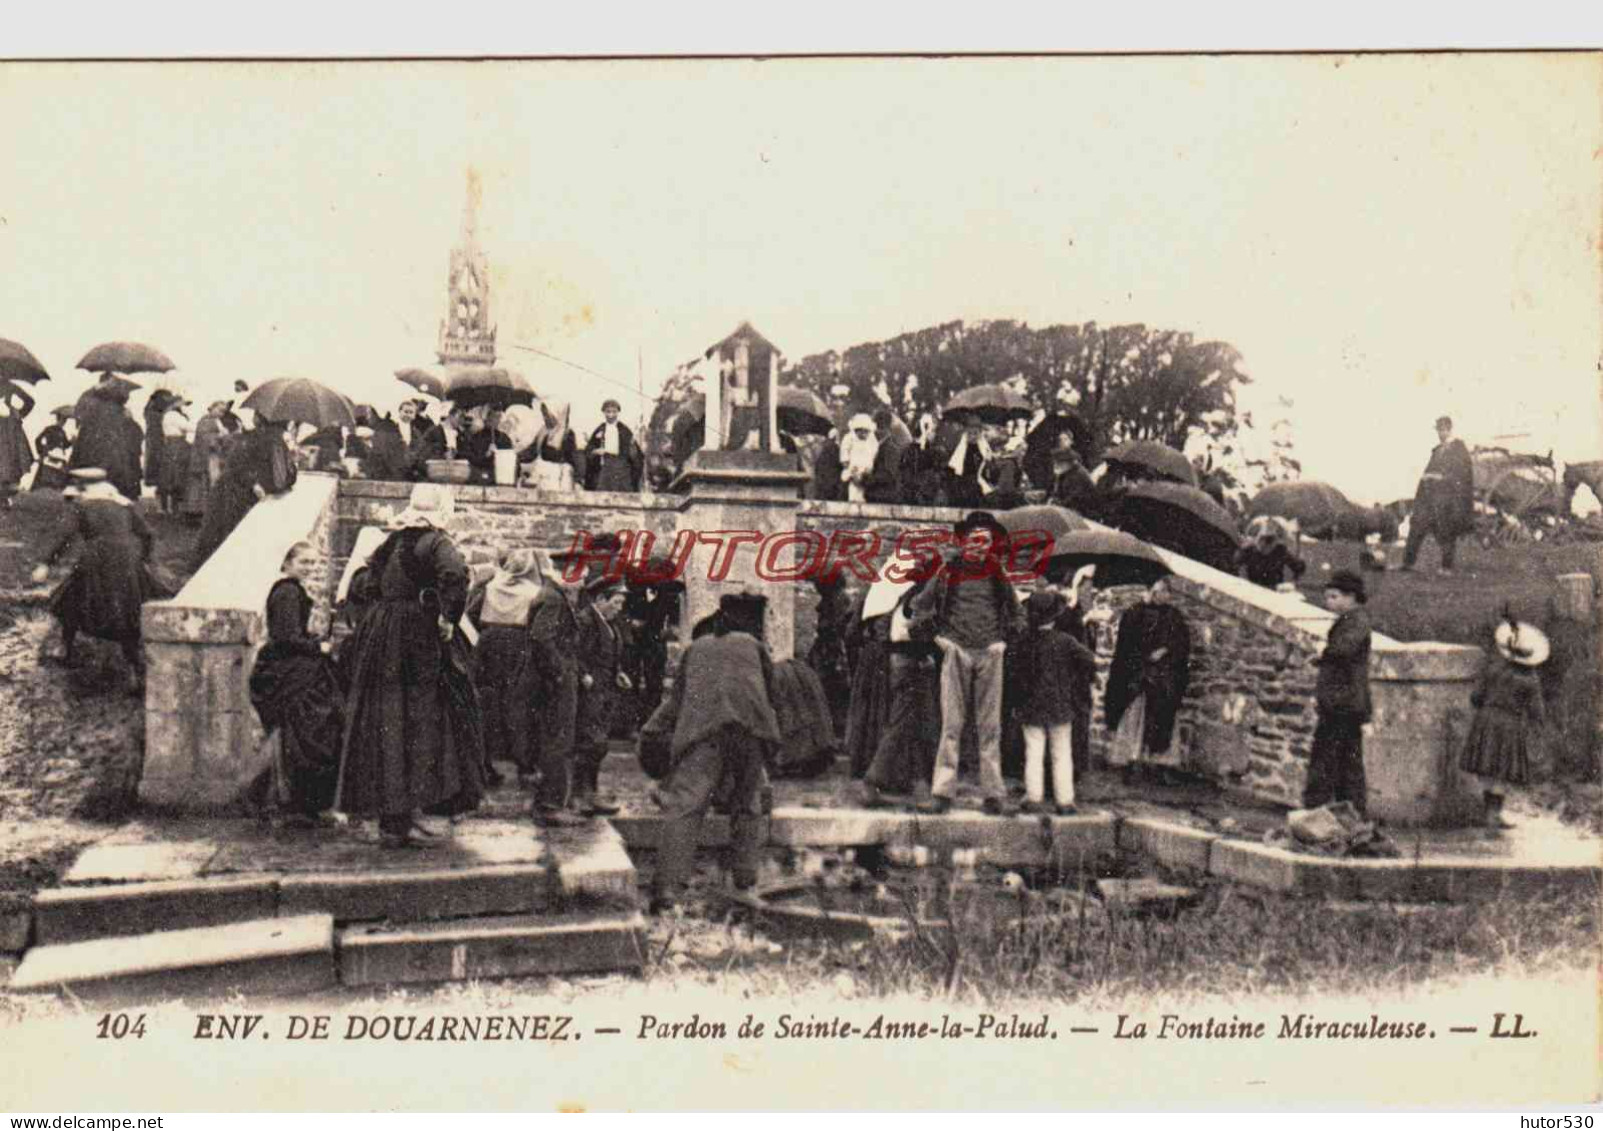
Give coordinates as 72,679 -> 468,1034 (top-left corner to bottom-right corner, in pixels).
9,813 -> 645,1001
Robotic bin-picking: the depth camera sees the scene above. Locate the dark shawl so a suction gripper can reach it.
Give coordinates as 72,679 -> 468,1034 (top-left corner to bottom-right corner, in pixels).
1105,602 -> 1192,752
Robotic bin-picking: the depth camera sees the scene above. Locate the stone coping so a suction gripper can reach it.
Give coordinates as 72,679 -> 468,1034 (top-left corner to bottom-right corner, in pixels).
143,473 -> 340,644
338,478 -> 682,511
800,499 -> 973,524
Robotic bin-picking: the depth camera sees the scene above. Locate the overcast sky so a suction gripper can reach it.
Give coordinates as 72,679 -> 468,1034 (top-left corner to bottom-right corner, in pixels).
0,55 -> 1596,504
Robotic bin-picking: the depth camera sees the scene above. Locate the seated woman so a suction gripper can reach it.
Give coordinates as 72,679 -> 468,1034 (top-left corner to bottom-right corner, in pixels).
248,541 -> 344,824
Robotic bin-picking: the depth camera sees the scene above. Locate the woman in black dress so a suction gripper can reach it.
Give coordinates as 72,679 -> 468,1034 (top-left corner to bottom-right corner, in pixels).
0,379 -> 36,505
249,541 -> 344,822
337,484 -> 484,848
30,407 -> 73,493
189,419 -> 298,572
466,547 -> 547,786
31,469 -> 164,693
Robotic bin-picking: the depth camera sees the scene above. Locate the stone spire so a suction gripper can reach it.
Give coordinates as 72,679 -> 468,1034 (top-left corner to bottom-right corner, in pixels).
437,169 -> 497,366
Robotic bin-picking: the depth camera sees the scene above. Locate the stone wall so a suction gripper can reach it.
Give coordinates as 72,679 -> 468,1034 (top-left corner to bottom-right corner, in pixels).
140,473 -> 340,811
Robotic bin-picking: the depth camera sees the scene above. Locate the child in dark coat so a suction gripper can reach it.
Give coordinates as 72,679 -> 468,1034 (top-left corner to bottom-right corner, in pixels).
1017,589 -> 1097,815
1304,569 -> 1373,813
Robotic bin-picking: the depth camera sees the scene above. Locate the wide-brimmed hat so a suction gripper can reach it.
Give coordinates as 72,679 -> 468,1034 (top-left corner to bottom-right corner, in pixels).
1494,619 -> 1550,667
387,483 -> 457,529
1025,588 -> 1067,629
1325,569 -> 1367,603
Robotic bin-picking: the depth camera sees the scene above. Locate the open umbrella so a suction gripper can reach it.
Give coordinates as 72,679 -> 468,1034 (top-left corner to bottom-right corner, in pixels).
942,383 -> 1033,425
775,386 -> 834,437
997,504 -> 1090,540
76,341 -> 175,377
442,366 -> 536,410
240,377 -> 357,428
1102,439 -> 1197,487
1042,528 -> 1171,588
395,366 -> 450,401
1111,481 -> 1240,570
1247,480 -> 1352,537
0,339 -> 50,384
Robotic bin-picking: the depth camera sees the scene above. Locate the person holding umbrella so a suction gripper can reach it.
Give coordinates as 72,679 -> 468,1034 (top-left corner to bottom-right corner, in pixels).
188,417 -> 298,573
70,375 -> 143,501
30,406 -> 75,493
943,419 -> 996,509
156,395 -> 193,515
0,377 -> 36,506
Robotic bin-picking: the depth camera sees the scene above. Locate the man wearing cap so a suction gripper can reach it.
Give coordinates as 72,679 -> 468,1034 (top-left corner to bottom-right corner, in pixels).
909,511 -> 1025,815
583,400 -> 642,493
572,576 -> 633,816
647,591 -> 780,913
1304,569 -> 1374,813
1402,415 -> 1474,574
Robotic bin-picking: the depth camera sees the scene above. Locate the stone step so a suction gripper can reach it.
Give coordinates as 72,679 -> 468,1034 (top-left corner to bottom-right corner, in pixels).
9,914 -> 336,1002
33,876 -> 278,946
338,911 -> 646,987
1095,877 -> 1202,914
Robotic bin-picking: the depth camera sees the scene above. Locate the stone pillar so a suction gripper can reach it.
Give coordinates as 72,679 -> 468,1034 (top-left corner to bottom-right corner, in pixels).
139,475 -> 339,812
676,449 -> 809,660
1554,572 -> 1594,622
1364,642 -> 1486,827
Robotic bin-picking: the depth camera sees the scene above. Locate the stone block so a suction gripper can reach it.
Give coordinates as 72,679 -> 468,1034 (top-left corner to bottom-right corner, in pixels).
611,814 -> 732,851
198,646 -> 250,714
142,603 -> 258,645
33,876 -> 278,945
338,911 -> 646,987
143,643 -> 203,713
1096,878 -> 1202,913
1117,818 -> 1219,873
9,914 -> 336,1001
1445,864 -> 1603,903
1208,839 -> 1359,898
548,823 -> 639,907
0,908 -> 32,953
64,840 -> 219,885
278,864 -> 556,922
1344,859 -> 1455,903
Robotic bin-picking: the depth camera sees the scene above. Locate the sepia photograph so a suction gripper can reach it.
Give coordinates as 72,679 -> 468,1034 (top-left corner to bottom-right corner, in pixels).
0,44 -> 1598,1112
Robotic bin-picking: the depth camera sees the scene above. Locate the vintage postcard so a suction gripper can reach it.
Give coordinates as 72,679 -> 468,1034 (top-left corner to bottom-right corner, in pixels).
0,52 -> 1598,1112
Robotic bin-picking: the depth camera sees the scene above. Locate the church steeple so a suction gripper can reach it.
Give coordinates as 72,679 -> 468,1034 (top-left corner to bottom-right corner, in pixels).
437,169 -> 497,367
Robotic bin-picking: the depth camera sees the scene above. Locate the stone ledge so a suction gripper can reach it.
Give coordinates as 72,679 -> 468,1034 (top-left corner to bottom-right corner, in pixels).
1117,817 -> 1219,873
337,479 -> 680,512
337,911 -> 646,987
8,913 -> 336,1001
33,876 -> 278,945
800,500 -> 973,525
1207,840 -> 1361,898
277,864 -> 558,923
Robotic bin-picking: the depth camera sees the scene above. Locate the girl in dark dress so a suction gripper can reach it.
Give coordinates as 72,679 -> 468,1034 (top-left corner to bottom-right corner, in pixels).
189,419 -> 298,572
467,548 -> 547,786
0,379 -> 36,505
249,541 -> 344,822
1461,613 -> 1549,832
31,470 -> 163,693
337,485 -> 485,848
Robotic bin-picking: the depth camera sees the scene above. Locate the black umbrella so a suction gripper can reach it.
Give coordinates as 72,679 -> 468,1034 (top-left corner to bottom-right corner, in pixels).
997,504 -> 1090,540
775,386 -> 834,437
1102,439 -> 1197,487
0,339 -> 50,384
240,377 -> 357,429
1041,528 -> 1172,588
76,341 -> 175,377
1247,480 -> 1351,536
942,383 -> 1033,425
442,366 -> 536,410
395,366 -> 450,400
1111,481 -> 1240,570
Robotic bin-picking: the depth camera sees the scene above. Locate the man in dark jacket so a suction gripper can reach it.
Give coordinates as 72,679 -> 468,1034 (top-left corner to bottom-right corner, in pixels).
572,578 -> 631,816
910,511 -> 1025,815
1402,415 -> 1474,574
366,400 -> 432,481
583,399 -> 643,492
70,377 -> 143,501
648,592 -> 780,913
1304,569 -> 1373,813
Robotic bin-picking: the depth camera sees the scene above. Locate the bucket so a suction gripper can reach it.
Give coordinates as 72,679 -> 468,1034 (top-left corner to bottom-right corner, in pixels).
493,448 -> 519,486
